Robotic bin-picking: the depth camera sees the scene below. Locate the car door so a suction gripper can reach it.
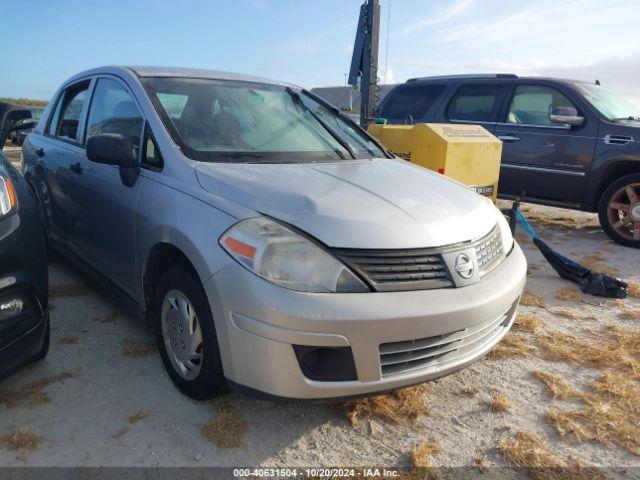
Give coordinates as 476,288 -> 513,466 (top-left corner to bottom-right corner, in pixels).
443,83 -> 510,134
495,84 -> 598,204
68,76 -> 145,295
37,80 -> 92,250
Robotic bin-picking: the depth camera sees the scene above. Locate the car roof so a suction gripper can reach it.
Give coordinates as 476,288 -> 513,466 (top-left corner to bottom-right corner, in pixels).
404,74 -> 592,86
63,66 -> 293,88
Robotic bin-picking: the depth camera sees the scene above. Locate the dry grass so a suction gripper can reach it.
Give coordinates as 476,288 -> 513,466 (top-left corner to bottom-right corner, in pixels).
580,253 -> 619,276
536,327 -> 639,374
498,431 -> 599,480
619,308 -> 640,320
0,372 -> 75,408
58,335 -> 78,345
532,371 -> 582,399
113,427 -> 130,439
546,372 -> 640,455
473,453 -> 488,473
128,410 -> 151,423
49,283 -> 91,299
515,313 -> 542,333
520,291 -> 548,308
628,281 -> 640,298
486,332 -> 536,360
550,308 -> 580,320
341,384 -> 430,425
201,399 -> 249,449
555,287 -> 582,302
0,428 -> 42,451
411,441 -> 441,468
462,386 -> 480,396
122,340 -> 157,358
489,394 -> 512,413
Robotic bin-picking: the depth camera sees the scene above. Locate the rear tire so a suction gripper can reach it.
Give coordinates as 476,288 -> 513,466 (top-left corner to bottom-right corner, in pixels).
152,267 -> 228,400
598,173 -> 640,248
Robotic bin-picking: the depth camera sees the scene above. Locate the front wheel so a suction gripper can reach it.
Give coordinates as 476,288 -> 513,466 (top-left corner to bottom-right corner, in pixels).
598,173 -> 640,248
152,267 -> 228,400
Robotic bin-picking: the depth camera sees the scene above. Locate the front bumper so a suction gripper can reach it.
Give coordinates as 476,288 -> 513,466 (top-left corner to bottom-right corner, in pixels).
0,210 -> 49,381
204,243 -> 527,399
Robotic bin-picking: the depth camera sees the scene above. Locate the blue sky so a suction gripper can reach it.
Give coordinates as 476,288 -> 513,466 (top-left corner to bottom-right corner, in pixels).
2,0 -> 639,105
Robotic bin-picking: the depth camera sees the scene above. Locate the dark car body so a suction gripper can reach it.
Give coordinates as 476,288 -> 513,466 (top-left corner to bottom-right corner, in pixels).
0,102 -> 32,146
11,107 -> 45,146
379,74 -> 640,246
0,151 -> 49,381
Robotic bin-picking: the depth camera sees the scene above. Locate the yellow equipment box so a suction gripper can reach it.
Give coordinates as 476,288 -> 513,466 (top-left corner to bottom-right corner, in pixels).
368,123 -> 502,201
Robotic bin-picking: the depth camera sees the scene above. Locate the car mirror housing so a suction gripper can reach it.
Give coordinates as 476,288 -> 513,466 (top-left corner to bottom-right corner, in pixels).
549,106 -> 585,127
86,134 -> 139,187
87,134 -> 136,167
10,119 -> 36,132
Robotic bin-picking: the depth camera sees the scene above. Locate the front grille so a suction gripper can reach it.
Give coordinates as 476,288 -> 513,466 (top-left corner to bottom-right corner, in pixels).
475,225 -> 503,275
333,249 -> 452,292
379,302 -> 515,377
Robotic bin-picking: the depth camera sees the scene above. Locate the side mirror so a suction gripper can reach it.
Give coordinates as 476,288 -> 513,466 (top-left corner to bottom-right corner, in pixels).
549,106 -> 584,127
10,119 -> 36,131
87,134 -> 136,168
87,134 -> 139,187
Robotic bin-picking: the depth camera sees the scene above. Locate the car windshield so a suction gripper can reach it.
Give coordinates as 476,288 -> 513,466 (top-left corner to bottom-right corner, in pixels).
141,77 -> 386,163
576,84 -> 640,122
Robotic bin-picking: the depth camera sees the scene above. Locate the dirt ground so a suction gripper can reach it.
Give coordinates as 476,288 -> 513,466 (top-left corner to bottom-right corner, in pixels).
1,144 -> 639,476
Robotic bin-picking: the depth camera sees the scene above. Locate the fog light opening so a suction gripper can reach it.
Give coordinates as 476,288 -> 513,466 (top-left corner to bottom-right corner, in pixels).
0,298 -> 25,317
293,345 -> 358,382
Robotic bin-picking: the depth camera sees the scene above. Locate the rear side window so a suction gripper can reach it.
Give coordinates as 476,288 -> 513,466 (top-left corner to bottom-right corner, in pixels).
49,82 -> 90,142
86,78 -> 143,154
446,85 -> 507,122
380,84 -> 445,121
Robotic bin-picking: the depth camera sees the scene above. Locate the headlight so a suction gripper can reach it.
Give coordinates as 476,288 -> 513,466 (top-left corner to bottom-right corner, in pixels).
220,217 -> 369,293
495,206 -> 514,254
0,173 -> 17,218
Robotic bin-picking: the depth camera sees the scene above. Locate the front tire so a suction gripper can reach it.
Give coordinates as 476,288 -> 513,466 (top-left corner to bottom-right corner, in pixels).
152,267 -> 227,400
598,173 -> 640,248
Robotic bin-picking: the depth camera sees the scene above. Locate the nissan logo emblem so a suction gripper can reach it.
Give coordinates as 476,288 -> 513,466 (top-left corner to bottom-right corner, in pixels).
454,253 -> 474,279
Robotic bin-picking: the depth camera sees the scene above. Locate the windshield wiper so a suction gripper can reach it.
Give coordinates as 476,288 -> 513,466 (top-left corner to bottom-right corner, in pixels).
301,89 -> 394,159
285,87 -> 356,159
612,116 -> 640,122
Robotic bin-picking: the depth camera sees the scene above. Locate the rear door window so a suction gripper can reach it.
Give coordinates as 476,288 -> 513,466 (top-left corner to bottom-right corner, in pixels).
446,85 -> 508,122
85,78 -> 144,155
50,82 -> 90,142
380,84 -> 445,121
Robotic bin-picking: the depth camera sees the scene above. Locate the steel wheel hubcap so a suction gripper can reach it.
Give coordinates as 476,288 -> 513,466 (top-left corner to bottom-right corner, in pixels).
607,183 -> 640,241
161,289 -> 203,380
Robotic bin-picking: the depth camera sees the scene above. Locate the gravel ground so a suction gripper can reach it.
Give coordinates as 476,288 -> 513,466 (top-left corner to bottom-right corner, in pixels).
1,145 -> 639,476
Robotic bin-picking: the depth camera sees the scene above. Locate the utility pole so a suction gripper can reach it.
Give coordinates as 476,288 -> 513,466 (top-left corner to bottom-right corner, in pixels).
348,0 -> 381,128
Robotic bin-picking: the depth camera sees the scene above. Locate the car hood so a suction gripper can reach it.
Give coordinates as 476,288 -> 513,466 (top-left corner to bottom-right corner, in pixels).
195,158 -> 497,249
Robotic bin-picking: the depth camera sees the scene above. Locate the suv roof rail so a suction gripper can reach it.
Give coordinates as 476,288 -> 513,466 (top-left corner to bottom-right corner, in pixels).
406,73 -> 518,83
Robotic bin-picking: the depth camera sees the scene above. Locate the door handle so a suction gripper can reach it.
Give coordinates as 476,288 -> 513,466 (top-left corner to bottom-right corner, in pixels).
36,148 -> 45,157
69,162 -> 83,174
497,135 -> 521,143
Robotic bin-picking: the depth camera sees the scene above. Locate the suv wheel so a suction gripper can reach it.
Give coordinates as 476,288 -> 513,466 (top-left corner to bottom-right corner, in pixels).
598,173 -> 640,248
152,267 -> 228,400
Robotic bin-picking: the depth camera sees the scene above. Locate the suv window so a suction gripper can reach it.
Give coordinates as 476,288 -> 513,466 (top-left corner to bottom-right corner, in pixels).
507,85 -> 575,126
380,84 -> 445,121
446,85 -> 506,122
86,78 -> 143,154
50,82 -> 90,142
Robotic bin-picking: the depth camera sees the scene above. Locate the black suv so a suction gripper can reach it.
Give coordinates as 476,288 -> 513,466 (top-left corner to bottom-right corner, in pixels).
379,74 -> 640,247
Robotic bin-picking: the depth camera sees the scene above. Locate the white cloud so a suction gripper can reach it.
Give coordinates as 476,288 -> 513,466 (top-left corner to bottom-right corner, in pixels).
402,0 -> 473,34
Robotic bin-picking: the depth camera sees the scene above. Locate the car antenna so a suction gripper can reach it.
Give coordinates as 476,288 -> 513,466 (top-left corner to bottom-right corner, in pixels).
595,79 -> 601,86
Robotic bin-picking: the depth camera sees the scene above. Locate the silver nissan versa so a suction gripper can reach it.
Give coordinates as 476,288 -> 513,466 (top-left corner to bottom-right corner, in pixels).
23,67 -> 526,400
